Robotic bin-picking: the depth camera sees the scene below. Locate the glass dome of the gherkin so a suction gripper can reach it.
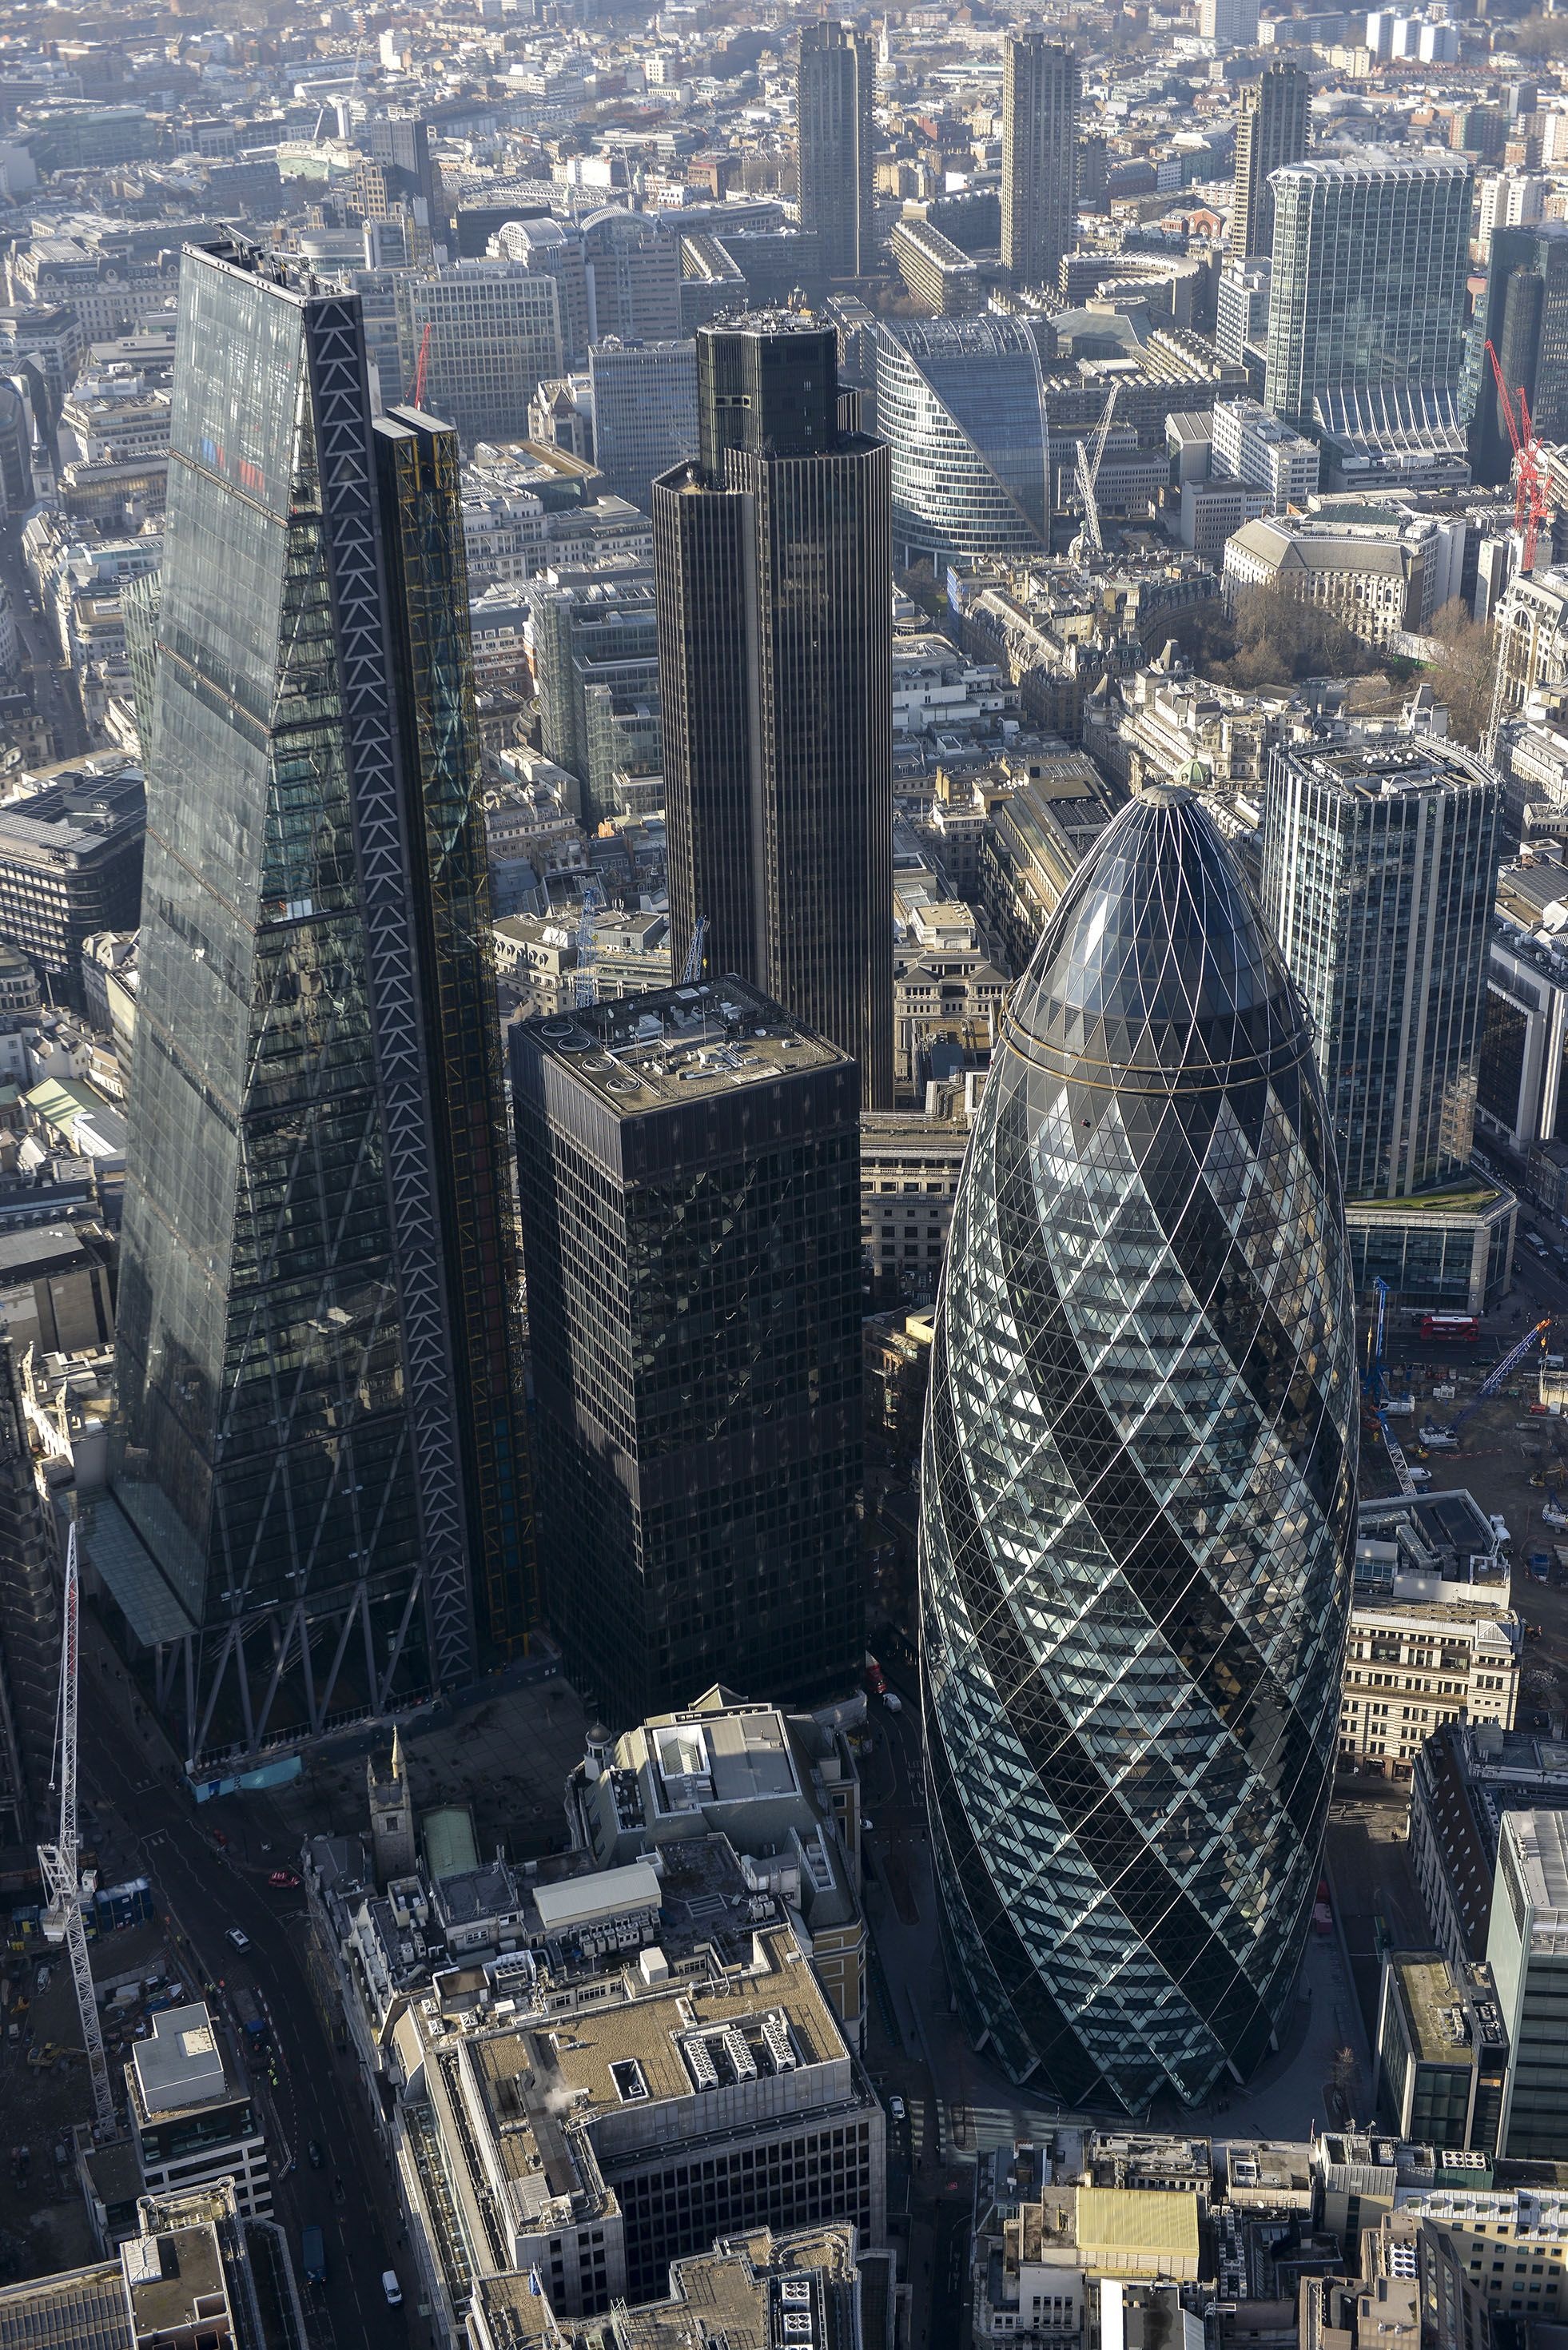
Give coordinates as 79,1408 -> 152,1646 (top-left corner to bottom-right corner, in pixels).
1003,783 -> 1309,1087
918,778 -> 1358,2114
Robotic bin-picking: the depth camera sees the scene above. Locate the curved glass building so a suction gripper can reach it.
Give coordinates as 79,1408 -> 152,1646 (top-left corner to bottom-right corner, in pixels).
877,317 -> 1050,568
921,783 -> 1358,2113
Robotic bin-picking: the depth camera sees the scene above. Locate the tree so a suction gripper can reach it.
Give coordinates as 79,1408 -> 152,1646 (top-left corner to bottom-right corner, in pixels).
1427,599 -> 1498,748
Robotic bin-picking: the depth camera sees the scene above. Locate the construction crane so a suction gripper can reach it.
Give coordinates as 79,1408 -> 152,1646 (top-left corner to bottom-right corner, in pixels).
1074,384 -> 1119,556
38,1525 -> 115,2137
681,914 -> 708,988
412,320 -> 432,409
573,879 -> 603,1010
1486,339 -> 1548,571
1363,1277 -> 1419,1499
1420,1316 -> 1554,1448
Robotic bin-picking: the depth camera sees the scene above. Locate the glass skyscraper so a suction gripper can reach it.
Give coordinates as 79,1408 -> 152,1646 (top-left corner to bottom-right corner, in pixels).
877,318 -> 1050,570
1264,160 -> 1472,428
105,237 -> 532,1763
1261,741 -> 1502,1201
921,783 -> 1358,2111
654,316 -> 893,1106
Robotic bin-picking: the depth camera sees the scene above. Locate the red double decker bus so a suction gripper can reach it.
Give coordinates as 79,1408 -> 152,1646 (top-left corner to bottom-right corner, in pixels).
1419,1313 -> 1481,1343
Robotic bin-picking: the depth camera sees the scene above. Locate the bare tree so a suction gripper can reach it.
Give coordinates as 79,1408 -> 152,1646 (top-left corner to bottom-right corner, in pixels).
1427,599 -> 1498,748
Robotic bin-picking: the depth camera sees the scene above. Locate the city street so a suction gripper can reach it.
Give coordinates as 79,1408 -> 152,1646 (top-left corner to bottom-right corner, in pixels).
0,521 -> 85,763
74,1610 -> 420,2349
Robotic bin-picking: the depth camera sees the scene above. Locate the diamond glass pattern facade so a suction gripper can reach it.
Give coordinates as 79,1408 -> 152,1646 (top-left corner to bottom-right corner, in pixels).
921,784 -> 1358,2112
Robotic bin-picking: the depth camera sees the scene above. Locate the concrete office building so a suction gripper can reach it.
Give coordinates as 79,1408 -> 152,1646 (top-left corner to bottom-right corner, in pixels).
1211,396 -> 1319,508
389,1919 -> 885,2329
0,762 -> 144,1005
587,338 -> 697,510
1411,1723 -> 1568,1967
1339,1492 -> 1519,1775
128,2001 -> 272,2218
567,1690 -> 869,2045
1232,65 -> 1309,261
797,22 -> 876,281
527,563 -> 659,827
1001,35 -> 1080,294
1374,1951 -> 1508,2153
394,263 -> 564,442
512,980 -> 864,1727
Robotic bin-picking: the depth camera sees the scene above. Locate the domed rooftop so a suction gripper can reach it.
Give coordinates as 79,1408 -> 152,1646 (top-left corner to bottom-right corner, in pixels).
1004,783 -> 1311,1089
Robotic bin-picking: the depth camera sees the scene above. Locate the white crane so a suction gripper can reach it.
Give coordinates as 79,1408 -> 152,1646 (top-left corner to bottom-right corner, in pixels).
681,914 -> 708,987
1074,384 -> 1120,556
38,1524 -> 116,2137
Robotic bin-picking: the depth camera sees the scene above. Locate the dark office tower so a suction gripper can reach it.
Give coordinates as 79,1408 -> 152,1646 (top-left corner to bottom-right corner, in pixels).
654,317 -> 893,1108
1470,222 -> 1568,484
512,979 -> 864,1727
797,22 -> 875,281
105,237 -> 532,1762
921,786 -> 1358,2111
1001,34 -> 1080,293
1232,62 -> 1309,262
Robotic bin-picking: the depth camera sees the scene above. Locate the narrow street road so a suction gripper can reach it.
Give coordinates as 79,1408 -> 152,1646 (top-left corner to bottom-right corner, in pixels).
77,1612 -> 422,2348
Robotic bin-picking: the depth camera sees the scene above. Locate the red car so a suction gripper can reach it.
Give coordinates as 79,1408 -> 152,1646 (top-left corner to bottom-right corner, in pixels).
267,1870 -> 300,1890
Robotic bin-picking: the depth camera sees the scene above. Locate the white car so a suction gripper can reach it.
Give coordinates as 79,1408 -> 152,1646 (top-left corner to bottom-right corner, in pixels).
382,2270 -> 403,2306
225,1928 -> 250,1953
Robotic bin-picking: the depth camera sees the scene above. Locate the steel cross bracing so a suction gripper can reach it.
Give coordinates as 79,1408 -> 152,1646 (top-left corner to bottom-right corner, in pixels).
38,1525 -> 116,2135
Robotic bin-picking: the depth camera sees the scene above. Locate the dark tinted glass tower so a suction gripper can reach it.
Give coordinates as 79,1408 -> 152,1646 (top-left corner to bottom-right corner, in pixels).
106,237 -> 532,1762
1232,62 -> 1309,263
512,978 -> 864,1727
921,786 -> 1358,2112
654,316 -> 893,1109
1001,34 -> 1080,293
1470,222 -> 1568,484
797,22 -> 875,281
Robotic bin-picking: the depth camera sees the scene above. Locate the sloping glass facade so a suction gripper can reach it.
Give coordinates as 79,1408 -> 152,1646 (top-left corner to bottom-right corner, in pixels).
878,318 -> 1050,569
921,784 -> 1359,2111
108,242 -> 527,1761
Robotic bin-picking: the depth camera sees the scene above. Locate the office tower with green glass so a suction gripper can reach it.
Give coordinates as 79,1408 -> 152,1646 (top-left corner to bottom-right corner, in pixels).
1264,159 -> 1471,428
105,236 -> 532,1763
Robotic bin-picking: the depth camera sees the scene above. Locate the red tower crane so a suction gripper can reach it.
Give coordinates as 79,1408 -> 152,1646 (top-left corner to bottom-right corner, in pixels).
1486,337 -> 1548,569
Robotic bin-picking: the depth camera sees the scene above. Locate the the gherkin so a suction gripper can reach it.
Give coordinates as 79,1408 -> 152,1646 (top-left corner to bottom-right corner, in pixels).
920,783 -> 1358,2113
